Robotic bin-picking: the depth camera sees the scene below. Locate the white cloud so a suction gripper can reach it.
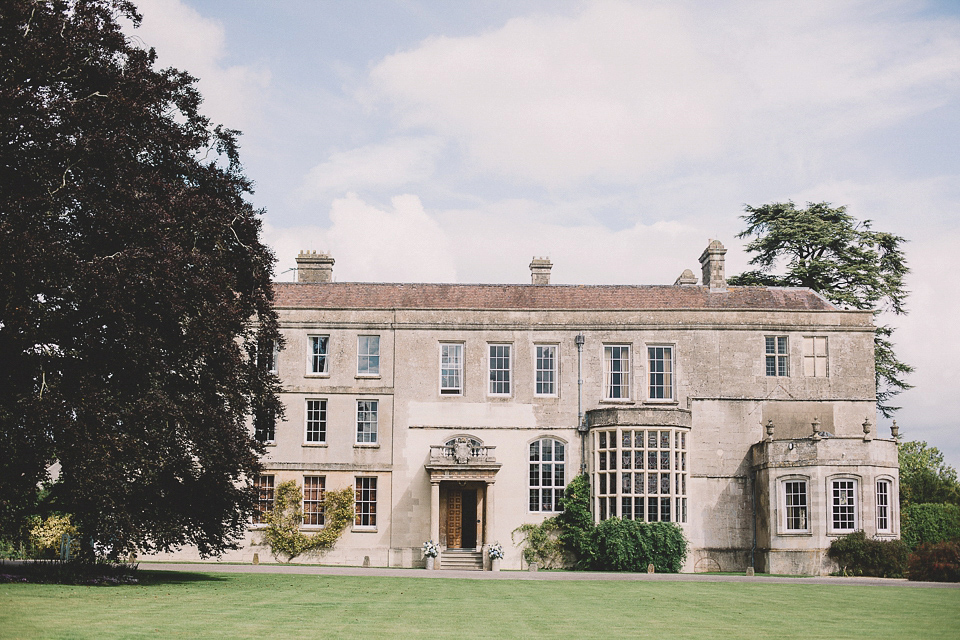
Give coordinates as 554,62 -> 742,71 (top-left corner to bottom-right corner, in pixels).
366,0 -> 960,186
266,194 -> 457,283
297,137 -> 445,201
130,0 -> 270,129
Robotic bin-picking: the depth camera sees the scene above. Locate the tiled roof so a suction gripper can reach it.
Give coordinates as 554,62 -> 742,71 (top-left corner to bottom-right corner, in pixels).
273,282 -> 837,311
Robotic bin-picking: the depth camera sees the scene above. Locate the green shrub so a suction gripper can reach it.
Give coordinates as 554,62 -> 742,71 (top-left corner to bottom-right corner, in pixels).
260,481 -> 354,562
555,474 -> 594,567
512,519 -> 565,567
588,518 -> 687,573
29,514 -> 79,559
908,540 -> 960,582
827,531 -> 908,577
901,503 -> 960,550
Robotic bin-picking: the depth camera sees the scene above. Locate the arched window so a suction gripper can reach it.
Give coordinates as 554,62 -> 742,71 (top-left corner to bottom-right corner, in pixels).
529,438 -> 565,512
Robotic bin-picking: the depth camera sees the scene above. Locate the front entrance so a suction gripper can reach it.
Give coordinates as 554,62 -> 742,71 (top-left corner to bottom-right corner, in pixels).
445,488 -> 478,549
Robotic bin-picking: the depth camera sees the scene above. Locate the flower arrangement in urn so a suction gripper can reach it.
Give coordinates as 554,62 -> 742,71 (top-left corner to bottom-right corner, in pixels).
422,540 -> 439,558
488,542 -> 504,560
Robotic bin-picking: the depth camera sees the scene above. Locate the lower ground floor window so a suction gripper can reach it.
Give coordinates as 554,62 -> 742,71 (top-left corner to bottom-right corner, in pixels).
783,480 -> 809,532
876,479 -> 891,533
303,476 -> 325,526
592,427 -> 688,523
254,474 -> 275,524
831,479 -> 857,531
355,477 -> 377,527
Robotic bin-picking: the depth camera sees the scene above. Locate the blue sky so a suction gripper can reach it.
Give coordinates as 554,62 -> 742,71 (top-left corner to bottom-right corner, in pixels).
131,0 -> 960,468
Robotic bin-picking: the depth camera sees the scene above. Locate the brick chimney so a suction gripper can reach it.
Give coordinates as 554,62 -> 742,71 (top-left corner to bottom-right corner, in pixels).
698,240 -> 727,291
529,257 -> 553,285
296,251 -> 335,283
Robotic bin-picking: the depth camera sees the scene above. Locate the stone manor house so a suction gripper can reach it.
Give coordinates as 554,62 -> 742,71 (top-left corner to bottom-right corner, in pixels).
161,240 -> 900,574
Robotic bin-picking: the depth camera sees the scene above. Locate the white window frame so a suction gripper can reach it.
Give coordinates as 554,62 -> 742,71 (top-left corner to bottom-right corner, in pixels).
876,478 -> 893,534
603,344 -> 631,401
803,336 -> 828,377
780,477 -> 810,533
302,475 -> 325,527
304,398 -> 327,444
592,427 -> 688,524
488,343 -> 512,396
646,344 -> 675,401
534,344 -> 558,397
258,339 -> 279,374
356,399 -> 378,444
354,476 -> 377,529
765,335 -> 789,377
357,335 -> 380,376
529,437 -> 566,512
253,474 -> 275,525
307,334 -> 330,376
254,406 -> 276,444
439,342 -> 464,396
828,477 -> 859,534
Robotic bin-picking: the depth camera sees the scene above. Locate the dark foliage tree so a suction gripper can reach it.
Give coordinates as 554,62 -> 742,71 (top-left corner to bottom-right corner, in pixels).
0,0 -> 282,557
728,201 -> 912,417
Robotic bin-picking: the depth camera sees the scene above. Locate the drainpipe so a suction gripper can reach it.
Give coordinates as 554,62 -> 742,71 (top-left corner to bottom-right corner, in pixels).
575,333 -> 587,473
750,468 -> 757,572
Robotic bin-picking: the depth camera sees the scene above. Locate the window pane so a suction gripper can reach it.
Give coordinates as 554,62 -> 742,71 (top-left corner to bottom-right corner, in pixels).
440,343 -> 463,394
305,399 -> 327,443
536,345 -> 557,395
358,336 -> 380,375
530,438 -> 565,512
604,345 -> 630,399
489,345 -> 511,394
356,400 -> 378,443
310,336 -> 329,374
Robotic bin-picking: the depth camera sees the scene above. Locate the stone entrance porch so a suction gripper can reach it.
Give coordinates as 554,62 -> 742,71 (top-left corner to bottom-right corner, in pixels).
424,437 -> 501,569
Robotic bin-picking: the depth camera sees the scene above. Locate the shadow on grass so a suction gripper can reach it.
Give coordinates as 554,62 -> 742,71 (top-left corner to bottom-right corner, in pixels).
0,560 -> 228,586
136,570 -> 230,585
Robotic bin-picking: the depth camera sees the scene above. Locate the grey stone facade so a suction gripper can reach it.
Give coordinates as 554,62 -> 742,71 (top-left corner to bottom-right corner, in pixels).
153,240 -> 899,574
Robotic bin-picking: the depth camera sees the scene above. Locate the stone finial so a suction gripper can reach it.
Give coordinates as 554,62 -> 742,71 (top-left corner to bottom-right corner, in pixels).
530,257 -> 553,285
891,420 -> 900,440
765,419 -> 775,441
863,417 -> 873,442
296,250 -> 335,283
698,240 -> 727,291
811,417 -> 822,441
674,268 -> 698,286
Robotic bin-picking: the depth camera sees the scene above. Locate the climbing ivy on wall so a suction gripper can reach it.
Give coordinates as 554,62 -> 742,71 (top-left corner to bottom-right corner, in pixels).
261,481 -> 354,562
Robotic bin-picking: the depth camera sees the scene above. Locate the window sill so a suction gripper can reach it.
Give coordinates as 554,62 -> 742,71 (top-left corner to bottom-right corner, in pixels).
440,391 -> 463,397
354,443 -> 380,449
534,394 -> 560,400
777,531 -> 812,536
304,373 -> 331,379
827,529 -> 858,537
599,399 -> 635,405
355,374 -> 381,380
352,526 -> 377,533
644,399 -> 679,405
302,443 -> 328,448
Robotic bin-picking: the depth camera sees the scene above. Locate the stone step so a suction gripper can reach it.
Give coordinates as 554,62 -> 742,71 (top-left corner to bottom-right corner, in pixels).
440,550 -> 484,571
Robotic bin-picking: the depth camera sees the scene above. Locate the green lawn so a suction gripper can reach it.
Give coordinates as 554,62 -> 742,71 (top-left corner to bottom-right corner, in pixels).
2,571 -> 958,639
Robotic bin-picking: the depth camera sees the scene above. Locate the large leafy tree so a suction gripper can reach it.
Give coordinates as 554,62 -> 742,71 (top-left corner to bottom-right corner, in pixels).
0,0 -> 282,557
898,441 -> 960,507
728,201 -> 911,418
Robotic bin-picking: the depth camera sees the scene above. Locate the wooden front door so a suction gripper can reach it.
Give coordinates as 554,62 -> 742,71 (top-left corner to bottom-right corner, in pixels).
446,490 -> 462,548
